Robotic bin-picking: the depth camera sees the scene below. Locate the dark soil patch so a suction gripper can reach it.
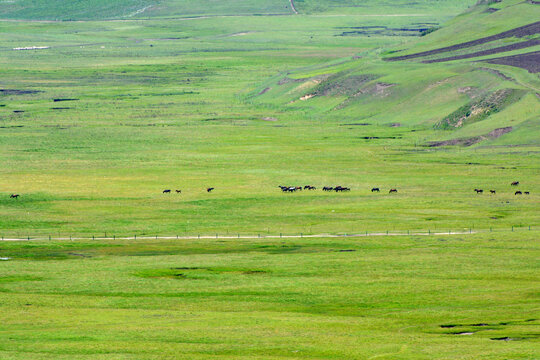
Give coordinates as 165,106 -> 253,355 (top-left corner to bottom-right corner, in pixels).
440,324 -> 457,328
485,51 -> 540,73
0,89 -> 41,96
53,98 -> 79,102
423,39 -> 540,64
385,21 -> 540,61
340,123 -> 370,126
429,126 -> 513,147
390,123 -> 401,127
258,87 -> 271,95
490,337 -> 524,341
485,7 -> 499,13
315,74 -> 379,96
338,249 -> 356,252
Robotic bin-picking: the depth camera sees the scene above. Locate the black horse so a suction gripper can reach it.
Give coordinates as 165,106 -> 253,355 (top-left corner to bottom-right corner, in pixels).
207,187 -> 214,193
524,191 -> 530,195
515,191 -> 522,195
474,189 -> 483,194
389,189 -> 398,193
371,188 -> 380,192
489,190 -> 496,194
163,189 -> 171,194
175,190 -> 181,193
10,194 -> 19,199
511,181 -> 519,186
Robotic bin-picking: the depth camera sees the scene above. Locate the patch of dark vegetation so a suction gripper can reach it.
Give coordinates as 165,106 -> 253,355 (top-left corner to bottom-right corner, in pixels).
477,67 -> 513,81
338,249 -> 356,252
12,110 -> 24,113
429,126 -> 513,147
340,123 -> 370,126
137,267 -> 268,280
314,73 -> 379,97
358,136 -> 402,140
490,337 -> 525,341
0,125 -> 24,129
67,252 -> 92,258
0,275 -> 44,283
0,89 -> 41,96
440,324 -> 457,328
258,87 -> 271,95
485,7 -> 499,13
436,89 -> 525,129
485,51 -> 540,73
53,98 -> 79,102
337,25 -> 438,37
423,39 -> 540,64
385,21 -> 540,61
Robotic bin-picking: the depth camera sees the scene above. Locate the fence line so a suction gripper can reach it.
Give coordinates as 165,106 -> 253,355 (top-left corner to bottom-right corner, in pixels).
0,226 -> 535,242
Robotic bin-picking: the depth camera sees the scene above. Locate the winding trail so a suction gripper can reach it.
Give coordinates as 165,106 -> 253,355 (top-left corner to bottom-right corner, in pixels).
290,0 -> 298,14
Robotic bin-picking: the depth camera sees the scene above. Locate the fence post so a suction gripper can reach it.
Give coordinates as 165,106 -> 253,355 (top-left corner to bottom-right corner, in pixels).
177,235 -> 179,239
198,234 -> 200,239
258,233 -> 260,238
301,233 -> 303,238
113,235 -> 115,240
469,228 -> 472,234
428,229 -> 430,235
134,235 -> 136,240
49,235 -> 51,241
529,225 -> 531,231
280,233 -> 282,238
512,226 -> 514,232
70,235 -> 72,241
27,235 -> 30,241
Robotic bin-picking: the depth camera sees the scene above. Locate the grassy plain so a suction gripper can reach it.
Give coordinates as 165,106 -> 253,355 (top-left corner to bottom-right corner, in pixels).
0,0 -> 539,358
0,231 -> 539,359
0,6 -> 538,237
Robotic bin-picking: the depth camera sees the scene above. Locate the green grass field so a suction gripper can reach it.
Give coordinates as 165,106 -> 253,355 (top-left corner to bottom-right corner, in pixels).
0,0 -> 539,357
0,231 -> 538,359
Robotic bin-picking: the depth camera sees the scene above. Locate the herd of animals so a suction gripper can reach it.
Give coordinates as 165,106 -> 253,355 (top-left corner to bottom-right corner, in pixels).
7,182 -> 531,199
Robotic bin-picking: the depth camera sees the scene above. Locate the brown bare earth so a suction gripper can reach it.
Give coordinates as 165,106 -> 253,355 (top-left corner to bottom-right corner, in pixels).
485,51 -> 540,73
385,21 -> 540,61
423,39 -> 540,64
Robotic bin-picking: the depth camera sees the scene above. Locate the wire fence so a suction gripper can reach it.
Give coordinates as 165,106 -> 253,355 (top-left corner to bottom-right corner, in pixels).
0,225 -> 535,242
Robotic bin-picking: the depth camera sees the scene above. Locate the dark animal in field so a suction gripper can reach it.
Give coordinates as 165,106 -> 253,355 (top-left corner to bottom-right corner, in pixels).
163,189 -> 171,194
389,189 -> 398,193
175,190 -> 181,193
334,186 -> 350,192
511,181 -> 519,186
207,187 -> 214,193
371,188 -> 380,192
474,189 -> 483,194
490,190 -> 496,194
515,191 -> 522,195
9,194 -> 19,199
304,185 -> 316,190
323,186 -> 334,191
524,191 -> 530,195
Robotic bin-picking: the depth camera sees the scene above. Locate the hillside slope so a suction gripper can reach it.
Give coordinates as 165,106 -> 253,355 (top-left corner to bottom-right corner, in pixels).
251,0 -> 540,147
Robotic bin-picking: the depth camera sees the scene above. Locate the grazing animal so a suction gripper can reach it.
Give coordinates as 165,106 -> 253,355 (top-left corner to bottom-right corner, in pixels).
334,186 -> 350,192
163,189 -> 171,194
389,189 -> 398,193
304,185 -> 316,190
323,186 -> 333,192
490,190 -> 496,194
175,190 -> 181,193
524,191 -> 530,195
511,181 -> 519,186
9,194 -> 19,199
515,191 -> 522,195
474,189 -> 483,194
207,187 -> 214,193
371,188 -> 380,192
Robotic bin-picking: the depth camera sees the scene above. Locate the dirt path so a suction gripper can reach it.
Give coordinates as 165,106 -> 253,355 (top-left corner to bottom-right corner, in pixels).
290,0 -> 298,14
0,231 -> 481,242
